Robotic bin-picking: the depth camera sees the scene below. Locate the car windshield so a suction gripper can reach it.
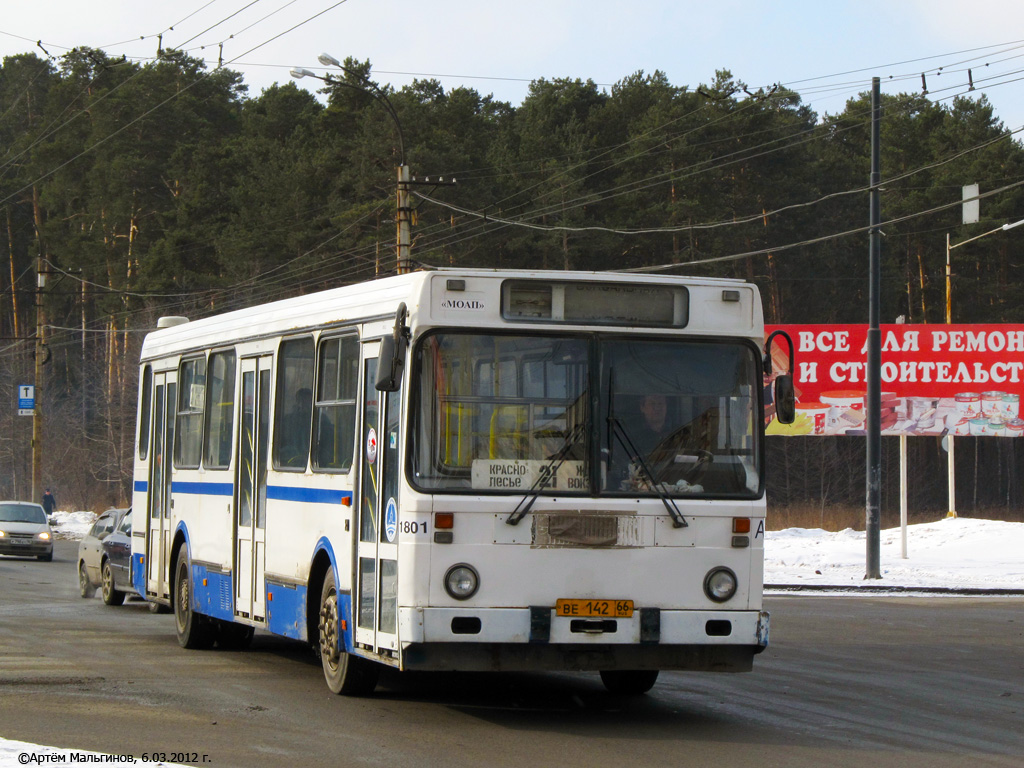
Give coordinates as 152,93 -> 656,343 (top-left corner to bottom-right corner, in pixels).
0,503 -> 48,524
410,332 -> 761,498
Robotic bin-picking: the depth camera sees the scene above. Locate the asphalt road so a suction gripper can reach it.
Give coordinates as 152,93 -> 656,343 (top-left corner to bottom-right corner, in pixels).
1,540 -> 1021,768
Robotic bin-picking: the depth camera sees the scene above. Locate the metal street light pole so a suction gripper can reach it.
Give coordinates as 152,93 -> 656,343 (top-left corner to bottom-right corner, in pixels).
944,215 -> 1024,519
291,59 -> 411,274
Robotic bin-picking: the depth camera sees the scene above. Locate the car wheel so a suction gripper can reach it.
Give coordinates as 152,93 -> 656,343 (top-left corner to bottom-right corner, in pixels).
216,621 -> 255,650
78,562 -> 96,598
174,554 -> 215,649
318,569 -> 379,696
101,560 -> 126,606
599,669 -> 660,695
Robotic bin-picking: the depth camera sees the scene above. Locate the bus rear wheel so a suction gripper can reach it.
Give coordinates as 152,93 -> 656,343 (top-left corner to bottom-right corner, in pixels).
600,669 -> 660,695
174,555 -> 215,649
318,570 -> 379,696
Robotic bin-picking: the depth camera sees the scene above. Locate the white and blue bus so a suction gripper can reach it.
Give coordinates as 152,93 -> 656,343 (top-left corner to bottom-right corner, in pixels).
130,269 -> 794,695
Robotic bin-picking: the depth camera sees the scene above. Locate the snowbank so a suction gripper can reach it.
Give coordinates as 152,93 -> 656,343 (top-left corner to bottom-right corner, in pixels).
765,517 -> 1024,589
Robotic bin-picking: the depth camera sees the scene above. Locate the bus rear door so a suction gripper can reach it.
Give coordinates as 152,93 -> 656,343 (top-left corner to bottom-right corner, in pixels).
235,356 -> 271,621
146,371 -> 175,601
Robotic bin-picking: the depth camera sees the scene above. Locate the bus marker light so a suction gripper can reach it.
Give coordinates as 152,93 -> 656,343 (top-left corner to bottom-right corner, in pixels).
732,536 -> 750,548
202,578 -> 208,586
733,518 -> 751,533
341,619 -> 347,631
434,531 -> 454,544
341,497 -> 352,507
435,512 -> 454,529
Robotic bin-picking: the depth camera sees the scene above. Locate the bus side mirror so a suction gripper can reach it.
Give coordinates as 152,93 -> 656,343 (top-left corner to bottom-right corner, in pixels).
376,303 -> 409,392
774,375 -> 796,424
764,329 -> 796,425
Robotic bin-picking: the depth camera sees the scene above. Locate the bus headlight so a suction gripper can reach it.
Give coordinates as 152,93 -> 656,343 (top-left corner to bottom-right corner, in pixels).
703,567 -> 737,603
444,564 -> 479,600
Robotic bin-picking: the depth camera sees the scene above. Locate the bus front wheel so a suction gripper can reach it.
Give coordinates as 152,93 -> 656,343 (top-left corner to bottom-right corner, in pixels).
600,669 -> 660,695
318,570 -> 379,696
174,555 -> 215,649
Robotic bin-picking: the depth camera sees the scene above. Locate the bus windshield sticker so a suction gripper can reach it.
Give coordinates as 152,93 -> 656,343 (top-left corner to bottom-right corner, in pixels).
384,498 -> 398,542
366,428 -> 377,465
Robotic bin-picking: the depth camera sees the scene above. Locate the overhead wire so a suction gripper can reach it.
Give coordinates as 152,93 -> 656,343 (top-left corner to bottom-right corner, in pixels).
410,72 -> 1024,263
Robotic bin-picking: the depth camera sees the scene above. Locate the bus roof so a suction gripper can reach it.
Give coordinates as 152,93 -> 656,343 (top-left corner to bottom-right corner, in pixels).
139,269 -> 761,361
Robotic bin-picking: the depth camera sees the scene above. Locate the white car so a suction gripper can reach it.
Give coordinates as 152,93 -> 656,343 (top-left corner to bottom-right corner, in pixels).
0,501 -> 54,561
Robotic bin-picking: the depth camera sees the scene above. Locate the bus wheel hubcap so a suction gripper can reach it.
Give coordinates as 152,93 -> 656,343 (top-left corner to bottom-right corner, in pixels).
319,594 -> 340,668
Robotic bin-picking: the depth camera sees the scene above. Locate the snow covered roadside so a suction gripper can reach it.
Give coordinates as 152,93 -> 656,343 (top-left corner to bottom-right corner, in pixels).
765,517 -> 1024,590
49,509 -> 97,539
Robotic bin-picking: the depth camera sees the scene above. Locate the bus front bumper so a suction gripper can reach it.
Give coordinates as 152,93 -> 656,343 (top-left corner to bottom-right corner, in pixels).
397,607 -> 769,672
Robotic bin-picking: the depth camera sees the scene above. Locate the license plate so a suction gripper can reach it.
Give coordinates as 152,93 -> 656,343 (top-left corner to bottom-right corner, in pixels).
11,539 -> 29,546
556,599 -> 634,618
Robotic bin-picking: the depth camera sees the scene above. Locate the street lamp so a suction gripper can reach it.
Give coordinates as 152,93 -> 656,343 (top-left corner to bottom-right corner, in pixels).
945,216 -> 1024,323
291,57 -> 411,273
943,214 -> 1024,519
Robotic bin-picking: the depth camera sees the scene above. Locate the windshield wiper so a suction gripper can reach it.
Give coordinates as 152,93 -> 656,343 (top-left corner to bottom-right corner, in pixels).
606,369 -> 687,528
506,422 -> 585,526
607,417 -> 688,528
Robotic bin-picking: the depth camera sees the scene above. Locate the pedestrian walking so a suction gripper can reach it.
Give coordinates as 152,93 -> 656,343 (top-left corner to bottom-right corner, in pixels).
42,488 -> 57,518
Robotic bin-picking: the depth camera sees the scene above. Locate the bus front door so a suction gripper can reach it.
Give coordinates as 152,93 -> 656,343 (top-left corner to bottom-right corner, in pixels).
355,342 -> 400,656
146,372 -> 175,601
235,356 -> 271,621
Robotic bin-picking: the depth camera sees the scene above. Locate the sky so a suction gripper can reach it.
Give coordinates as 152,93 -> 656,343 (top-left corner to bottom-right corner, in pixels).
2,1 -> 1024,132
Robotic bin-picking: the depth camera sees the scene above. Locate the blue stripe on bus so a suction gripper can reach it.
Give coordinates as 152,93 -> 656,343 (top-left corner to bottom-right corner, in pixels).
134,480 -> 148,493
153,481 -> 351,505
172,481 -> 234,496
266,486 -> 353,505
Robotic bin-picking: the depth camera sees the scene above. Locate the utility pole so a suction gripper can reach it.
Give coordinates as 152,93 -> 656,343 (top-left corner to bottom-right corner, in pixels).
32,253 -> 45,504
865,77 -> 882,580
396,165 -> 412,274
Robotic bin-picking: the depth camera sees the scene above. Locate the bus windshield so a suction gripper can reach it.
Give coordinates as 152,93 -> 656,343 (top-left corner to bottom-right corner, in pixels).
410,332 -> 761,498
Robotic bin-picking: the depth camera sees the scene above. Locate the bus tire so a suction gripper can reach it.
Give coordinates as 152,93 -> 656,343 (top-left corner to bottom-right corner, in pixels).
318,569 -> 379,696
599,669 -> 659,695
174,555 -> 215,649
216,621 -> 255,650
101,560 -> 126,606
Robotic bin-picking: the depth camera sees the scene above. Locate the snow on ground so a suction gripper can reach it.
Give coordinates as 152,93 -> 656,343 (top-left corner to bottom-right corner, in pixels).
5,511 -> 1020,765
764,516 -> 1024,590
49,509 -> 97,539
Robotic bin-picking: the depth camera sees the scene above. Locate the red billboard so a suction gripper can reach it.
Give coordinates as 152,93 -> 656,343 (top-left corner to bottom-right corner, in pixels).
764,324 -> 1024,437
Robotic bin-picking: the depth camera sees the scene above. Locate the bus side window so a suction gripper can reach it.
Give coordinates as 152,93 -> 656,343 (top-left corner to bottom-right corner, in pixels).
138,366 -> 153,460
203,350 -> 236,469
174,356 -> 207,468
274,337 -> 315,470
313,334 -> 358,472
